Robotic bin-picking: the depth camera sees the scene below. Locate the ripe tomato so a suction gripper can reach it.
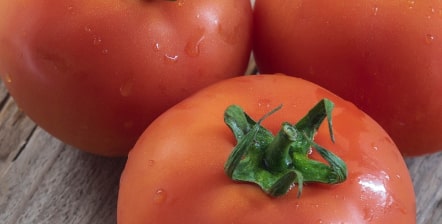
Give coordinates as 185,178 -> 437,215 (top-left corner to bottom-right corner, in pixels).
0,0 -> 252,156
118,74 -> 415,223
253,0 -> 442,156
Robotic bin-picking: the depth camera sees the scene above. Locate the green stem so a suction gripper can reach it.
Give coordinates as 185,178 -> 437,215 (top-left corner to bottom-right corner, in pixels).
224,99 -> 347,197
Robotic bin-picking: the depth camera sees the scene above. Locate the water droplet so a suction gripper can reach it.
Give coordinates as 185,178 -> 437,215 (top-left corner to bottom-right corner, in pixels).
185,28 -> 205,57
84,25 -> 92,33
177,0 -> 185,6
425,34 -> 435,44
257,98 -> 271,108
4,73 -> 12,83
101,49 -> 109,55
120,79 -> 134,97
372,6 -> 379,16
67,5 -> 74,13
153,189 -> 167,204
407,0 -> 415,9
147,160 -> 155,167
153,42 -> 161,52
93,36 -> 102,45
164,54 -> 179,63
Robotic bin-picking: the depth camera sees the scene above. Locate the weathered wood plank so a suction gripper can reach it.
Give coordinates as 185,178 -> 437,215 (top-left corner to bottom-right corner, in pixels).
0,127 -> 125,224
0,96 -> 36,171
406,153 -> 442,224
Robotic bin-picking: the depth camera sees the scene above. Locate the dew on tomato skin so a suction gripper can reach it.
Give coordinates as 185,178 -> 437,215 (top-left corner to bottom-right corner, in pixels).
185,29 -> 205,57
257,98 -> 272,109
147,160 -> 155,167
67,5 -> 74,14
84,25 -> 92,33
101,49 -> 109,55
4,73 -> 12,83
425,34 -> 435,44
315,219 -> 324,224
407,0 -> 416,9
164,54 -> 179,63
177,0 -> 185,7
93,36 -> 102,46
153,188 -> 167,204
372,6 -> 379,16
153,43 -> 161,52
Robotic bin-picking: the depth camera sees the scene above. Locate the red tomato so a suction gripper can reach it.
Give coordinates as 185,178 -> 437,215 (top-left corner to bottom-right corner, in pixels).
253,0 -> 442,156
0,0 -> 252,156
118,74 -> 415,223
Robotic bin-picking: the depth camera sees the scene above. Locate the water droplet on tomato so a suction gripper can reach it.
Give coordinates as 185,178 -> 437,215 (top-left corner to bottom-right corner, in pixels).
67,6 -> 74,13
153,43 -> 161,52
177,0 -> 185,6
147,160 -> 155,167
102,49 -> 109,55
4,73 -> 12,83
185,28 -> 205,57
372,6 -> 379,16
164,54 -> 179,63
93,36 -> 102,46
84,25 -> 92,33
407,0 -> 415,9
425,34 -> 435,44
153,189 -> 167,204
120,79 -> 134,97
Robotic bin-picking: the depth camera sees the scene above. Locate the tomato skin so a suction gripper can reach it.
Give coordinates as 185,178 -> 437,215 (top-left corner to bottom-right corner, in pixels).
253,0 -> 442,156
117,74 -> 415,223
0,0 -> 252,156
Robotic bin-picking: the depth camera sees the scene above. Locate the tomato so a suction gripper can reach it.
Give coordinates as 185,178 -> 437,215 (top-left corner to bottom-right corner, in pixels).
118,74 -> 415,223
0,0 -> 252,156
253,0 -> 442,156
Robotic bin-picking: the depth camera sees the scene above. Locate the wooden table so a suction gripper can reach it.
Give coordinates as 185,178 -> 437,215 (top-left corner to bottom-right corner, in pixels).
1,70 -> 441,223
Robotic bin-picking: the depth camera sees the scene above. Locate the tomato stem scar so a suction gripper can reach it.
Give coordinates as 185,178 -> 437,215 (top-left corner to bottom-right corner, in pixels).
223,99 -> 348,197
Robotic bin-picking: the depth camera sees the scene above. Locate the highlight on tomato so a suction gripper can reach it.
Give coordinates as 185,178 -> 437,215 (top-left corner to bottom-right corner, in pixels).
0,0 -> 253,156
117,74 -> 416,223
253,0 -> 442,156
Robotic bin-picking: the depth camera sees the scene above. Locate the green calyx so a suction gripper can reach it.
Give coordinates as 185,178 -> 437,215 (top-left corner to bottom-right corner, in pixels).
224,98 -> 347,198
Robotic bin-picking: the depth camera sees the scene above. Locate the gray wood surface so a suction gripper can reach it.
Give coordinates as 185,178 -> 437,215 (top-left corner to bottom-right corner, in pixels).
0,70 -> 441,223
